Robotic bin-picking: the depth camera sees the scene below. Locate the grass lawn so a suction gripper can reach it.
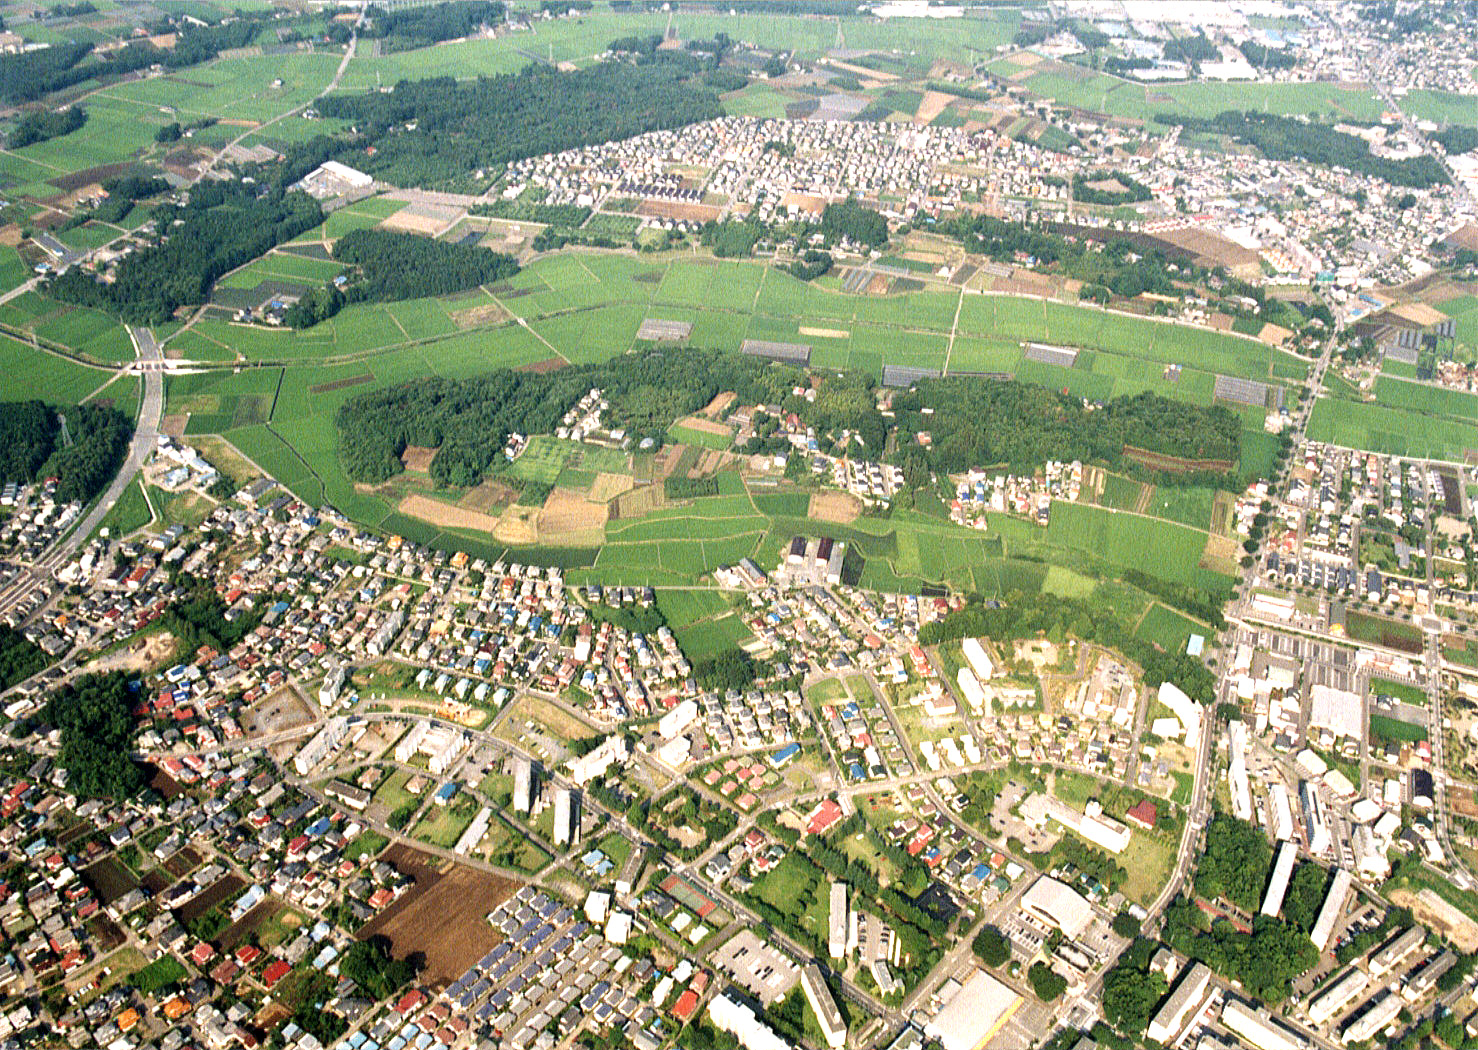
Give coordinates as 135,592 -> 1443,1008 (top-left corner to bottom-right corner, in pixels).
1120,831 -> 1176,907
98,478 -> 152,538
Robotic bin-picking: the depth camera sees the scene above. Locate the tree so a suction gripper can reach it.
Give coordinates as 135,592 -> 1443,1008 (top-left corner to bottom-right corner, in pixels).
155,122 -> 182,143
971,925 -> 1011,967
1028,962 -> 1068,1002
1110,911 -> 1141,939
43,673 -> 145,800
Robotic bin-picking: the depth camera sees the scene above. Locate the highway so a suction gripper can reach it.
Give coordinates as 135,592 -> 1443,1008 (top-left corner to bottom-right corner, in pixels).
0,325 -> 163,620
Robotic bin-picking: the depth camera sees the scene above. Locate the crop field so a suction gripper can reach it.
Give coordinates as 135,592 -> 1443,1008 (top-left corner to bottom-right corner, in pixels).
0,335 -> 114,404
1134,602 -> 1203,652
1308,396 -> 1477,462
1438,295 -> 1478,354
1041,501 -> 1216,588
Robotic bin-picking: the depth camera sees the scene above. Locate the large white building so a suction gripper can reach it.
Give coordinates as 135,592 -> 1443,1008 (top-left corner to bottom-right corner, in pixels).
962,637 -> 994,681
1228,719 -> 1253,821
828,882 -> 848,961
1261,841 -> 1298,917
1019,875 -> 1094,940
1158,682 -> 1203,742
568,735 -> 630,785
924,969 -> 1022,1050
293,717 -> 348,775
1309,868 -> 1353,953
800,964 -> 846,1050
1019,793 -> 1132,854
708,992 -> 789,1050
554,788 -> 577,847
1221,998 -> 1308,1050
1147,962 -> 1211,1044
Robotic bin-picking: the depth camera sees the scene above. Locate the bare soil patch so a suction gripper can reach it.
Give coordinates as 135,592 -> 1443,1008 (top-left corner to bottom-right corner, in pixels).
799,326 -> 850,339
48,162 -> 143,193
808,490 -> 863,524
309,373 -> 374,396
700,391 -> 737,418
913,89 -> 954,125
1388,888 -> 1478,953
175,874 -> 245,925
635,199 -> 720,223
380,202 -> 460,236
450,301 -> 508,329
399,494 -> 499,533
399,445 -> 438,474
82,857 -> 139,905
673,414 -> 732,437
1199,534 -> 1242,576
613,484 -> 662,520
83,630 -> 175,676
494,504 -> 539,544
539,489 -> 609,545
517,357 -> 567,373
460,478 -> 518,513
357,843 -> 519,986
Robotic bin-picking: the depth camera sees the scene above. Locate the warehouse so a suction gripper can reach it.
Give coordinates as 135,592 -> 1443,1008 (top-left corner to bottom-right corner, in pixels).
924,968 -> 1022,1050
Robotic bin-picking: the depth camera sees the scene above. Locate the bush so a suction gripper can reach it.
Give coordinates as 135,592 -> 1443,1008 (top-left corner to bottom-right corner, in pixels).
971,924 -> 1010,966
1028,962 -> 1068,1002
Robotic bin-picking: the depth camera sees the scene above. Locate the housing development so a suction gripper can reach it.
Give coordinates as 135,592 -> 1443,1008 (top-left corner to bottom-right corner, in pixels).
1,2 -> 1477,1050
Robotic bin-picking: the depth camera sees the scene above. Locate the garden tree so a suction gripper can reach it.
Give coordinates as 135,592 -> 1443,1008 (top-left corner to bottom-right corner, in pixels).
154,122 -> 182,143
1028,962 -> 1068,1002
1193,814 -> 1272,912
159,573 -> 264,656
788,249 -> 833,281
1280,862 -> 1330,932
1110,911 -> 1142,939
315,61 -> 725,188
971,924 -> 1011,966
8,105 -> 86,149
339,935 -> 420,999
693,649 -> 756,691
818,200 -> 890,249
0,626 -> 46,693
49,181 -> 322,323
283,283 -> 345,329
43,673 -> 145,800
1100,938 -> 1169,1035
332,228 -> 518,302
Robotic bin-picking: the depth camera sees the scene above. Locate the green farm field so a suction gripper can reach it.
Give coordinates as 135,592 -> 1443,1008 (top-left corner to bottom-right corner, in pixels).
1307,395 -> 1477,462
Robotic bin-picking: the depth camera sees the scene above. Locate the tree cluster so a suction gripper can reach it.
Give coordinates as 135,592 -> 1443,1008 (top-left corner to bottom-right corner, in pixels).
692,649 -> 756,691
315,61 -> 724,188
971,924 -> 1011,966
1028,962 -> 1068,1002
43,673 -> 145,800
283,283 -> 345,330
1162,33 -> 1220,67
332,228 -> 519,303
165,16 -> 265,69
1192,813 -> 1271,912
334,346 -> 795,486
0,401 -> 131,505
0,40 -> 160,105
1237,41 -> 1298,69
1100,937 -> 1170,1035
49,181 -> 323,323
1162,898 -> 1318,1003
0,401 -> 60,485
1163,111 -> 1450,188
787,248 -> 832,282
340,935 -> 419,1000
159,573 -> 263,657
1433,125 -> 1478,155
1071,171 -> 1152,206
818,200 -> 890,249
469,200 -> 591,226
9,105 -> 86,149
892,380 -> 1241,481
365,2 -> 505,52
0,626 -> 46,694
664,475 -> 720,499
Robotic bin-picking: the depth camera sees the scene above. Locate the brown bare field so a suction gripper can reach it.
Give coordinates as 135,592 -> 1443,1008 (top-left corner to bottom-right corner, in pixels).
1209,491 -> 1236,536
673,414 -> 731,437
824,57 -> 897,81
460,479 -> 518,513
83,630 -> 175,676
589,472 -> 634,503
499,695 -> 598,746
1258,323 -> 1292,347
399,494 -> 499,533
1389,888 -> 1478,953
1154,227 -> 1259,272
175,875 -> 245,924
451,301 -> 508,329
517,357 -> 567,374
190,434 -> 261,486
160,414 -> 188,439
399,445 -> 437,473
380,203 -> 459,236
309,372 -> 374,396
799,326 -> 850,339
635,199 -> 720,223
494,504 -> 539,544
866,274 -> 890,295
358,844 -> 519,985
700,391 -> 737,418
48,162 -> 141,193
809,490 -> 863,524
1199,534 -> 1242,576
916,90 -> 951,124
539,489 -> 608,545
1123,446 -> 1233,475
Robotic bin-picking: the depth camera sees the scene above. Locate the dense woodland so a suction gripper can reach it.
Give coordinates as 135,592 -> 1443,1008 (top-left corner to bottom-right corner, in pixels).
49,182 -> 322,323
333,228 -> 519,302
818,200 -> 890,248
365,2 -> 504,52
0,40 -> 160,105
1072,171 -> 1153,206
1164,111 -> 1450,188
42,673 -> 145,800
315,62 -> 725,188
891,381 -> 1241,480
335,348 -> 796,487
8,105 -> 86,149
0,401 -> 132,505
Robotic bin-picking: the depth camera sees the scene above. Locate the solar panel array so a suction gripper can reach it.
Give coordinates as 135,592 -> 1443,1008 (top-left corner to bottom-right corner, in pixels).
1023,343 -> 1080,368
636,318 -> 693,342
741,339 -> 811,365
1212,374 -> 1271,407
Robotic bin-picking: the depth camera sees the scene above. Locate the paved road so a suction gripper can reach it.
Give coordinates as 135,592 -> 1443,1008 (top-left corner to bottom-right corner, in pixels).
0,326 -> 162,618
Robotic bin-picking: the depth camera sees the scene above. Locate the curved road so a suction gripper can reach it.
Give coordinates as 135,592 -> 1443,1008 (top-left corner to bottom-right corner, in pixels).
0,326 -> 162,618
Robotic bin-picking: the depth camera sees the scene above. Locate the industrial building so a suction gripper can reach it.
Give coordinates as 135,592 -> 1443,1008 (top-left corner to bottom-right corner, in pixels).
923,969 -> 1023,1050
1019,876 -> 1094,940
1146,962 -> 1211,1044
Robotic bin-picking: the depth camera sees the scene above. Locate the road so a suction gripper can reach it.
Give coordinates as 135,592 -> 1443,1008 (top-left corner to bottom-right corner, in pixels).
0,325 -> 163,619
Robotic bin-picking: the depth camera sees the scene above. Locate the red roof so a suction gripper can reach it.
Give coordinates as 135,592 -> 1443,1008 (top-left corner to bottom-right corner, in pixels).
805,799 -> 844,838
262,959 -> 292,989
1126,800 -> 1158,829
671,989 -> 701,1021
